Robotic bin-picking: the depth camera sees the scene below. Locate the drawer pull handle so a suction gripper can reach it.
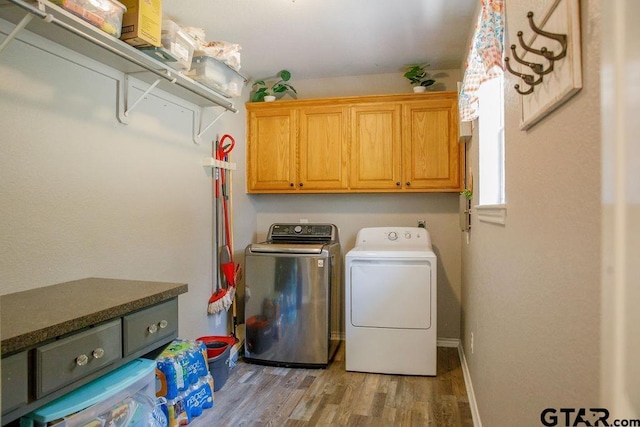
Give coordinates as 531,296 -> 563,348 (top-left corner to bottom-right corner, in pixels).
148,323 -> 158,334
159,320 -> 168,329
92,347 -> 105,359
76,354 -> 89,366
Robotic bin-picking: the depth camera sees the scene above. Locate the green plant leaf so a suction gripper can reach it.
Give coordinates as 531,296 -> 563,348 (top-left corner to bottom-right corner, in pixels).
421,79 -> 436,87
279,70 -> 291,81
252,80 -> 266,88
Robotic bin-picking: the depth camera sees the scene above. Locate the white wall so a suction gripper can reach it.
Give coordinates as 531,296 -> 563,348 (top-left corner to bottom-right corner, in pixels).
460,0 -> 602,424
0,23 -> 229,340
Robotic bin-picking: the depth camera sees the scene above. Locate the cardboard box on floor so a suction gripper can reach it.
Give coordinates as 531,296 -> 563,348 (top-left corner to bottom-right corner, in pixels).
119,0 -> 162,47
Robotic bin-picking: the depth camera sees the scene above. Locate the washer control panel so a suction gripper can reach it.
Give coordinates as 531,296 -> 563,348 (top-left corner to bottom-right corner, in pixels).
268,223 -> 338,243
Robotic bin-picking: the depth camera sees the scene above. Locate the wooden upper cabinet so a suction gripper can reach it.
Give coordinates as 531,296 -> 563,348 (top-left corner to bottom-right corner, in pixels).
299,106 -> 349,191
246,107 -> 297,192
350,103 -> 402,190
402,96 -> 462,191
246,92 -> 462,194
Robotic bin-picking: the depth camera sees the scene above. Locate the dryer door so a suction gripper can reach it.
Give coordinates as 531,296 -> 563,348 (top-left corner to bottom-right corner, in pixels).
350,259 -> 432,329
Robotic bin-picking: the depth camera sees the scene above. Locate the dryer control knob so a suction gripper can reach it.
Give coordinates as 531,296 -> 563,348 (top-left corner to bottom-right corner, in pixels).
388,231 -> 398,241
294,225 -> 303,234
405,232 -> 412,239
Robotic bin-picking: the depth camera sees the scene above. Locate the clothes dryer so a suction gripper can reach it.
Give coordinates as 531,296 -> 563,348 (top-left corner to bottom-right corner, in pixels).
345,227 -> 437,375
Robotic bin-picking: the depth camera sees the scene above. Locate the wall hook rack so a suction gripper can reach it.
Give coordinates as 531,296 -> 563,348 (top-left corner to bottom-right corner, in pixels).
512,0 -> 582,130
505,10 -> 569,96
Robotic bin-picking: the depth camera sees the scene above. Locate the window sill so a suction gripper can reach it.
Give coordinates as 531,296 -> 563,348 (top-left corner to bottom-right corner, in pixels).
474,204 -> 507,225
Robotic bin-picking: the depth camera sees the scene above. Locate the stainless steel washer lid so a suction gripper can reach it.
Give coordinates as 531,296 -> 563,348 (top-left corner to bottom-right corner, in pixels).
247,242 -> 326,254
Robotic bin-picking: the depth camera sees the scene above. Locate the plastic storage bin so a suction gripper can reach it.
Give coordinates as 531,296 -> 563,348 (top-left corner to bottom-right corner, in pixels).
20,358 -> 156,427
50,0 -> 127,38
160,20 -> 197,70
188,55 -> 245,98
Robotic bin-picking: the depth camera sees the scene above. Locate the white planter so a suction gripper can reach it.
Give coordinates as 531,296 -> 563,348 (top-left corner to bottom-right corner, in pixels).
264,95 -> 276,102
413,86 -> 427,93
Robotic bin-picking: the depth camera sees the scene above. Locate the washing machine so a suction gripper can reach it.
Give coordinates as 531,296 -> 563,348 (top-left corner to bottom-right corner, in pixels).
345,226 -> 437,376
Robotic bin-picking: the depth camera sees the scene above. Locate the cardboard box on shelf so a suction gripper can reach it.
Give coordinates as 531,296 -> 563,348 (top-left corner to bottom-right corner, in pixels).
119,0 -> 162,47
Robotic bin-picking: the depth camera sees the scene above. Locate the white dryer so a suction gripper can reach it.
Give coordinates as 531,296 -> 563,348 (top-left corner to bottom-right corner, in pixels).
345,227 -> 437,376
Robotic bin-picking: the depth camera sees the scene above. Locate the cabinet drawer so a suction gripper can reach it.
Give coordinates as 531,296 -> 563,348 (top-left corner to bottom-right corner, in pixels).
35,319 -> 122,398
1,351 -> 29,414
123,298 -> 178,356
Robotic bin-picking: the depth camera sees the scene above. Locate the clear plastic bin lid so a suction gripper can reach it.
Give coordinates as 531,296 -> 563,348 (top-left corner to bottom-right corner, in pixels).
25,358 -> 156,422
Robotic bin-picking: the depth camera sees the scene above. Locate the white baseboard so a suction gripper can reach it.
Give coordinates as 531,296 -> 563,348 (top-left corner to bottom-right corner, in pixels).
437,337 -> 460,348
457,342 -> 482,427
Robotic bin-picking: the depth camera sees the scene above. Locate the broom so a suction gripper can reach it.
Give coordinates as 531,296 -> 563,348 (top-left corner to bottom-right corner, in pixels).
208,138 -> 228,314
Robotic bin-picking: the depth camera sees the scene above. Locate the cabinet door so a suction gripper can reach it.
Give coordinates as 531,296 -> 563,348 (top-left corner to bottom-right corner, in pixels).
350,104 -> 402,190
403,98 -> 462,190
1,351 -> 28,414
247,108 -> 297,192
299,106 -> 349,191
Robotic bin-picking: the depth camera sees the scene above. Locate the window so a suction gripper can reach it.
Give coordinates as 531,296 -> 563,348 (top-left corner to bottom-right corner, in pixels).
478,73 -> 505,206
475,71 -> 507,225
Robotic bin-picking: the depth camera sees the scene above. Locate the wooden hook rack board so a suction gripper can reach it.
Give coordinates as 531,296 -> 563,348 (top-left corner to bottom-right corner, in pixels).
517,0 -> 582,130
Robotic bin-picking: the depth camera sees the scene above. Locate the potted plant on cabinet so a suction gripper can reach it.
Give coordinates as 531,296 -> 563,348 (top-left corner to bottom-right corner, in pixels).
404,63 -> 436,93
251,70 -> 298,102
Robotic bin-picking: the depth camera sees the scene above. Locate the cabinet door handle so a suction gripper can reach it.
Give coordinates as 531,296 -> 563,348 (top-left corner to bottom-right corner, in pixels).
299,182 -> 303,187
396,182 -> 401,186
148,323 -> 158,334
406,182 -> 411,186
92,347 -> 105,359
75,354 -> 89,366
159,320 -> 168,329
290,183 -> 294,187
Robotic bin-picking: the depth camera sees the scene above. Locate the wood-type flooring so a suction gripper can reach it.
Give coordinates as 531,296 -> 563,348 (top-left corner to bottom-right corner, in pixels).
191,344 -> 473,426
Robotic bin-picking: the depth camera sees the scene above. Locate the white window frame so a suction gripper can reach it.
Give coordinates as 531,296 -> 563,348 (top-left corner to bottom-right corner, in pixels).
475,72 -> 507,225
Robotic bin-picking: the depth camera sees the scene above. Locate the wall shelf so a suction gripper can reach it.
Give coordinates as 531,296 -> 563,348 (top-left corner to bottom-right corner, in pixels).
0,0 -> 238,124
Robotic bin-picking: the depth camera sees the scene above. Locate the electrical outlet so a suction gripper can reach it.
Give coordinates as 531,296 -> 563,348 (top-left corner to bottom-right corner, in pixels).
471,332 -> 474,354
417,220 -> 426,228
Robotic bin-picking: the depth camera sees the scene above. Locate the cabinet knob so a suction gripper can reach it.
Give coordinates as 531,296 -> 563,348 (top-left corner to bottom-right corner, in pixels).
396,182 -> 401,186
92,347 -> 105,359
76,354 -> 89,366
148,323 -> 158,334
406,182 -> 411,186
159,320 -> 168,329
290,183 -> 294,187
299,182 -> 303,187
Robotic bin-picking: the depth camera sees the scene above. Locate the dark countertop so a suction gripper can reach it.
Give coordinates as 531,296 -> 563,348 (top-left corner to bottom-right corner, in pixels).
1,277 -> 188,355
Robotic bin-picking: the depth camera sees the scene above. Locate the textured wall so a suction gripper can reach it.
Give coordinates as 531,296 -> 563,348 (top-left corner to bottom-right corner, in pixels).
460,0 -> 602,425
0,26 -> 229,340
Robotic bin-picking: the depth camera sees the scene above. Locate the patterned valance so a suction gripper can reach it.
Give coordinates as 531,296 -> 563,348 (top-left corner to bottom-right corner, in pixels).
459,0 -> 505,122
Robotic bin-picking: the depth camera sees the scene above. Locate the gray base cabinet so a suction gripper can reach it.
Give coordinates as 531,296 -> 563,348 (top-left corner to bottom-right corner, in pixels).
0,278 -> 187,425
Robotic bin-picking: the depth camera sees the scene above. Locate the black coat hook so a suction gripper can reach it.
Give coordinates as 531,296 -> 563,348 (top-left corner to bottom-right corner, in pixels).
509,44 -> 554,76
519,12 -> 568,61
505,56 -> 543,96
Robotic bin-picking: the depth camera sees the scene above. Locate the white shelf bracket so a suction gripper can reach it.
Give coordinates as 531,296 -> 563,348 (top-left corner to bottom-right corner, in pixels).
116,74 -> 162,124
193,108 -> 226,145
0,13 -> 33,55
